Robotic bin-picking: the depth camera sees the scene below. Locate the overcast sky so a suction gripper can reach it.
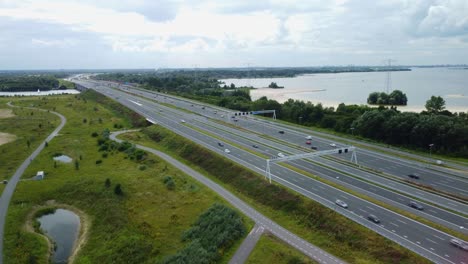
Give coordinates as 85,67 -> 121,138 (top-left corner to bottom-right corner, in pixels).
1,0 -> 467,69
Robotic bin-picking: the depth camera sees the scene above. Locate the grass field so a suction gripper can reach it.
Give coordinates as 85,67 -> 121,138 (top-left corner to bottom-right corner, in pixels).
119,125 -> 430,264
246,233 -> 317,264
3,92 -> 251,263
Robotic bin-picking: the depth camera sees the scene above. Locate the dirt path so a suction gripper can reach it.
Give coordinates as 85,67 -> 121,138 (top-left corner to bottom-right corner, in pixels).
24,201 -> 90,264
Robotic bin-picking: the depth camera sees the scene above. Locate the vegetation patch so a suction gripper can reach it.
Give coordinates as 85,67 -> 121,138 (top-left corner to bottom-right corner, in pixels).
162,203 -> 246,264
3,92 -> 250,263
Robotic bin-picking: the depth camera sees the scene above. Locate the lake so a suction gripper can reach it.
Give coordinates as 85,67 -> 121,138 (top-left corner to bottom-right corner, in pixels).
221,67 -> 468,112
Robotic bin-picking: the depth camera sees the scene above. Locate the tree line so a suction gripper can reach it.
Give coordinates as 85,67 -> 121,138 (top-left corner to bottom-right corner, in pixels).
0,75 -> 62,92
94,73 -> 468,157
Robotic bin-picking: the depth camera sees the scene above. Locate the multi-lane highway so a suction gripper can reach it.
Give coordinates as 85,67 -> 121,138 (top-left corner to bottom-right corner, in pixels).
76,79 -> 468,264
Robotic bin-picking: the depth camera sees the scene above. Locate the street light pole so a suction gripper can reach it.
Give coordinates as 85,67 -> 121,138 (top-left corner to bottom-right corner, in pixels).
429,143 -> 434,157
350,127 -> 355,136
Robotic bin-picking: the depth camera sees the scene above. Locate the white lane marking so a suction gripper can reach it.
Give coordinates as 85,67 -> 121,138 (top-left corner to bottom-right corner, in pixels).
425,238 -> 438,244
397,219 -> 407,225
390,222 -> 399,227
433,235 -> 446,241
365,206 -> 375,211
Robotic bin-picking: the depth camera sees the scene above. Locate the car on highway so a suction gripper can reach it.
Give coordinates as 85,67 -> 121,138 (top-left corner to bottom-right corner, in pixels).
330,143 -> 337,147
450,238 -> 468,251
181,119 -> 186,123
279,130 -> 285,134
306,136 -> 312,140
335,199 -> 348,208
367,214 -> 380,223
311,146 -> 318,150
252,144 -> 259,148
224,149 -> 231,154
277,153 -> 285,158
407,173 -> 420,179
408,201 -> 424,210
218,142 -> 224,147
305,140 -> 311,145
202,107 -> 205,109
221,115 -> 224,118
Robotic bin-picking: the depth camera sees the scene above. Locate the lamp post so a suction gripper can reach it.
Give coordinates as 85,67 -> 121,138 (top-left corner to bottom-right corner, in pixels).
350,127 -> 355,136
299,116 -> 303,125
429,143 -> 434,157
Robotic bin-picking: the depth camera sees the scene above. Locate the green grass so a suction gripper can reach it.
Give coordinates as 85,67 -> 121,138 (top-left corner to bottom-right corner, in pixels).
246,233 -> 318,264
58,79 -> 76,89
0,99 -> 61,196
120,125 -> 430,264
3,92 -> 251,263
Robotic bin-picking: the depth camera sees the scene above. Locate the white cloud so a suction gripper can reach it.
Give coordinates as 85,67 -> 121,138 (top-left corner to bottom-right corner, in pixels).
31,38 -> 76,47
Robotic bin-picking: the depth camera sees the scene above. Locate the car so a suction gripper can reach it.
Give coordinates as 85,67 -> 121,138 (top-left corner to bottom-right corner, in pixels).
221,115 -> 224,118
218,142 -> 224,147
335,199 -> 348,209
407,173 -> 420,179
330,143 -> 337,147
311,146 -> 318,150
214,111 -> 217,114
224,149 -> 231,154
181,119 -> 186,123
408,201 -> 424,210
305,140 -> 312,145
450,238 -> 468,251
252,144 -> 259,148
234,119 -> 238,122
278,131 -> 285,134
367,214 -> 380,223
306,136 -> 312,140
277,153 -> 285,158
202,107 -> 205,109
191,104 -> 194,107
159,109 -> 163,112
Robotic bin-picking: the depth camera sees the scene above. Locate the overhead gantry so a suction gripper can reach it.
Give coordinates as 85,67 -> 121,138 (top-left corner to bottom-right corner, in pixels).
265,147 -> 358,183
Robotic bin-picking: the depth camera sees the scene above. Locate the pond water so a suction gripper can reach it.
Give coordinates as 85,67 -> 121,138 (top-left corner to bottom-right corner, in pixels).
37,209 -> 80,263
53,155 -> 72,163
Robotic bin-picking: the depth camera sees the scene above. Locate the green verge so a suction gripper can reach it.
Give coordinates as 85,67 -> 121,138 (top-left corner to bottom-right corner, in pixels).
119,125 -> 430,264
3,91 -> 251,263
246,233 -> 318,264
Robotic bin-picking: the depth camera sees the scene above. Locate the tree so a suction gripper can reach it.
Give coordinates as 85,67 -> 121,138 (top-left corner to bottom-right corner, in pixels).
114,184 -> 123,195
75,160 -> 79,170
105,178 -> 111,188
367,92 -> 379,104
425,96 -> 446,113
388,90 -> 407,105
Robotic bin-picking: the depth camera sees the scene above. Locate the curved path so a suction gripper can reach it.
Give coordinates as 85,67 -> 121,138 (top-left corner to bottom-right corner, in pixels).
0,102 -> 66,264
110,130 -> 347,264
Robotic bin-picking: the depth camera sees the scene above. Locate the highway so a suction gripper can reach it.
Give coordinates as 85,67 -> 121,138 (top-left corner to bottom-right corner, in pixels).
76,80 -> 468,264
110,131 -> 346,264
0,103 -> 67,264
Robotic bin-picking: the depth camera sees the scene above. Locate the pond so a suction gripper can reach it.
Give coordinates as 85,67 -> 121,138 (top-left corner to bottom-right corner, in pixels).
37,209 -> 80,263
53,155 -> 72,163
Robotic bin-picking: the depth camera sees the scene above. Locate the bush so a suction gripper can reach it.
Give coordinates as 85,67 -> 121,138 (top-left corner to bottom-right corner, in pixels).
96,160 -> 102,165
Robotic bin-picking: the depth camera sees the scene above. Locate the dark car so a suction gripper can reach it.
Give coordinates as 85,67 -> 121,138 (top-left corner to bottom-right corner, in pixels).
408,173 -> 420,179
368,214 -> 380,223
252,145 -> 259,148
278,131 -> 285,134
408,201 -> 424,210
311,146 -> 318,150
218,142 -> 224,147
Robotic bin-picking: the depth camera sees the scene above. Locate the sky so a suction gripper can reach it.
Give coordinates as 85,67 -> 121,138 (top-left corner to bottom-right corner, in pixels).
0,0 -> 467,69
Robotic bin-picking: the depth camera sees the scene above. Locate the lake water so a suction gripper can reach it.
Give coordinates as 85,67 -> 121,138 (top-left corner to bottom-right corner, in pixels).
0,89 -> 80,97
37,209 -> 80,264
221,67 -> 468,112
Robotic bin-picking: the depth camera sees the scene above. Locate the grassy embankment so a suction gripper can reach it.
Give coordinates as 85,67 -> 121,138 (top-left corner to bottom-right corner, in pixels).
119,125 -> 430,264
3,91 -> 251,263
246,233 -> 318,264
0,99 -> 60,195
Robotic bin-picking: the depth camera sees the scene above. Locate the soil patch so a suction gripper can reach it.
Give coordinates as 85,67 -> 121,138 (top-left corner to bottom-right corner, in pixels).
0,132 -> 16,146
0,109 -> 14,119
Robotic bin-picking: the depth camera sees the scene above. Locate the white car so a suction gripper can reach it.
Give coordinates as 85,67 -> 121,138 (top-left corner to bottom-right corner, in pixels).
277,153 -> 285,158
335,199 -> 348,209
224,149 -> 231,154
181,119 -> 186,123
330,143 -> 337,147
450,238 -> 468,251
306,136 -> 312,140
